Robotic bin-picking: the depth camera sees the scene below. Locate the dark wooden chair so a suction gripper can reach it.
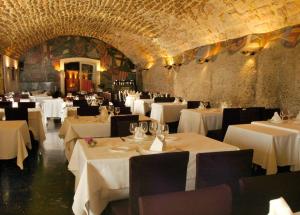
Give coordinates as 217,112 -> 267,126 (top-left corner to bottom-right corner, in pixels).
73,99 -> 88,107
0,101 -> 12,108
139,184 -> 232,215
110,151 -> 190,215
110,115 -> 139,137
263,108 -> 280,120
18,102 -> 36,109
239,107 -> 265,124
77,106 -> 100,116
237,171 -> 300,215
154,97 -> 175,103
119,106 -> 132,115
187,101 -> 200,109
5,107 -> 28,122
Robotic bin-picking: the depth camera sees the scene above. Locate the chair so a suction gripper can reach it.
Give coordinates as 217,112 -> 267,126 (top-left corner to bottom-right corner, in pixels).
110,115 -> 139,137
73,99 -> 88,107
187,101 -> 200,109
119,106 -> 132,115
239,107 -> 265,124
207,108 -> 242,141
0,101 -> 12,108
77,106 -> 100,116
263,108 -> 280,120
18,102 -> 36,109
154,97 -> 175,103
5,107 -> 28,122
139,94 -> 150,99
237,171 -> 300,215
139,184 -> 232,215
196,150 -> 253,193
110,151 -> 190,215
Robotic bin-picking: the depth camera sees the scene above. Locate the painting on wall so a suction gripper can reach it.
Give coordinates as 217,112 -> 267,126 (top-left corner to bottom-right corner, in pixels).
19,36 -> 135,92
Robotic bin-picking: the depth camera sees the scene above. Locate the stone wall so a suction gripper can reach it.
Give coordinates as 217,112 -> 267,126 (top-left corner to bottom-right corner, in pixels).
142,41 -> 300,114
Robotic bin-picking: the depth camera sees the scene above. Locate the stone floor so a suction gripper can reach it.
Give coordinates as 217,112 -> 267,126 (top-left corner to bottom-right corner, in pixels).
0,120 -> 74,215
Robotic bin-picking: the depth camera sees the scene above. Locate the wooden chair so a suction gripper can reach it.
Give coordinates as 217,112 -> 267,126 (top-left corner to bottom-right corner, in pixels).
110,115 -> 139,137
0,101 -> 12,108
187,101 -> 200,109
18,102 -> 36,109
73,99 -> 88,107
77,106 -> 100,116
5,107 -> 28,122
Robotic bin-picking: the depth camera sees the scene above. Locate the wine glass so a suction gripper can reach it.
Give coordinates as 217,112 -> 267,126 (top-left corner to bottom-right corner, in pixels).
280,110 -> 286,120
99,97 -> 104,106
129,123 -> 138,135
139,121 -> 148,134
108,105 -> 114,115
161,124 -> 169,138
115,107 -> 120,115
149,121 -> 158,136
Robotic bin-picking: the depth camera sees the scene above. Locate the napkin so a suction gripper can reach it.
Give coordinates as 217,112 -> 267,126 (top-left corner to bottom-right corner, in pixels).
268,197 -> 293,215
134,127 -> 145,139
296,111 -> 300,120
198,102 -> 205,110
271,112 -> 282,122
173,98 -> 180,103
182,99 -> 187,105
150,137 -> 164,152
99,107 -> 109,121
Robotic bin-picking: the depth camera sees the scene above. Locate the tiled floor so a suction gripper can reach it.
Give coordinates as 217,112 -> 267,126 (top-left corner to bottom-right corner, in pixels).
0,120 -> 74,215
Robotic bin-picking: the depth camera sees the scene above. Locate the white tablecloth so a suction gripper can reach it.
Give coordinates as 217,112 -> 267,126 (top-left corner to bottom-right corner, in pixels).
177,108 -> 223,135
125,95 -> 140,112
0,121 -> 31,169
68,132 -> 239,215
150,102 -> 187,123
133,99 -> 154,115
59,116 -> 111,160
224,124 -> 299,174
0,108 -> 46,143
40,98 -> 65,122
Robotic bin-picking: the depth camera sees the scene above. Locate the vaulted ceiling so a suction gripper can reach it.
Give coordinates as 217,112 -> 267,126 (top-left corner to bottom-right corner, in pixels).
0,0 -> 300,65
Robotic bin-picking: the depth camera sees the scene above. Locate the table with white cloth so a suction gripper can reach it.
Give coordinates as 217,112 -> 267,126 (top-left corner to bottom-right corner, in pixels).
0,108 -> 46,143
224,124 -> 300,175
133,99 -> 154,115
125,95 -> 140,112
177,108 -> 223,135
150,102 -> 187,124
40,98 -> 65,122
0,121 -> 31,169
68,132 -> 239,215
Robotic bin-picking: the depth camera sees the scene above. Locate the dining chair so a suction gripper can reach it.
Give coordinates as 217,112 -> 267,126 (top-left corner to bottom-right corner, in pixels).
110,115 -> 139,137
0,101 -> 12,108
195,150 -> 253,192
109,151 -> 190,215
18,102 -> 36,109
153,97 -> 175,103
119,106 -> 132,115
187,101 -> 200,109
239,107 -> 265,124
77,106 -> 100,116
73,99 -> 88,107
139,184 -> 232,215
237,171 -> 300,215
5,107 -> 29,122
263,108 -> 280,120
139,94 -> 150,99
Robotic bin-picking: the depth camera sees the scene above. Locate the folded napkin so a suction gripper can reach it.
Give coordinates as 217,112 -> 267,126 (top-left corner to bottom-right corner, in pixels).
271,112 -> 282,122
182,99 -> 187,105
296,111 -> 300,120
99,107 -> 109,121
198,102 -> 205,110
134,127 -> 145,139
173,98 -> 180,103
268,197 -> 293,215
150,136 -> 164,152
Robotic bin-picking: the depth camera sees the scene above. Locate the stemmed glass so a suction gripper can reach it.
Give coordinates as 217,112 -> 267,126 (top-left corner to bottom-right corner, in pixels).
99,97 -> 104,106
149,121 -> 158,136
161,124 -> 169,138
115,107 -> 120,115
108,105 -> 114,115
280,110 -> 286,120
129,123 -> 138,135
139,121 -> 149,135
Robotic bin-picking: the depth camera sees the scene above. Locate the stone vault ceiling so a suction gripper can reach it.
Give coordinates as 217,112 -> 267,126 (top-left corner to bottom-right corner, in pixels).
0,0 -> 300,65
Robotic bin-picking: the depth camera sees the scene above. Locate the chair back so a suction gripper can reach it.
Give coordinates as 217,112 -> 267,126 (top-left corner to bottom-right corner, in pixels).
0,101 -> 12,108
77,106 -> 100,116
139,184 -> 232,215
187,101 -> 200,109
222,108 -> 242,132
154,97 -> 175,103
240,107 -> 265,124
5,107 -> 28,122
130,151 -> 189,215
139,94 -> 150,99
73,99 -> 88,107
111,115 -> 139,137
238,171 -> 300,215
263,108 -> 280,120
119,106 -> 132,115
196,149 -> 253,193
18,102 -> 36,109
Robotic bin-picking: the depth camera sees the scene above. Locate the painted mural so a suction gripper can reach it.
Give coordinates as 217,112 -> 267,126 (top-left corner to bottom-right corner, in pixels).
20,36 -> 135,91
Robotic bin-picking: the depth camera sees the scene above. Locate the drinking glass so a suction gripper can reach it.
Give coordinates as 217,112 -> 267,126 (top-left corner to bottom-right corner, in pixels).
139,121 -> 148,134
161,124 -> 169,138
280,110 -> 286,120
149,121 -> 158,136
108,105 -> 114,114
99,97 -> 104,106
115,107 -> 120,115
129,123 -> 138,135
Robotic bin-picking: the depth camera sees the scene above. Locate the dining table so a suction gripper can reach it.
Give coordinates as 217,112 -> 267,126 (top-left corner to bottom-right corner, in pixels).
68,132 -> 239,215
40,97 -> 65,122
0,120 -> 31,169
224,123 -> 300,175
177,108 -> 223,135
150,102 -> 187,124
0,108 -> 46,144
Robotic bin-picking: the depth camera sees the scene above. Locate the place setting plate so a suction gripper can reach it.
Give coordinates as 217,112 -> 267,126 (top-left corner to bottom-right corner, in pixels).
109,145 -> 137,153
137,144 -> 181,155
